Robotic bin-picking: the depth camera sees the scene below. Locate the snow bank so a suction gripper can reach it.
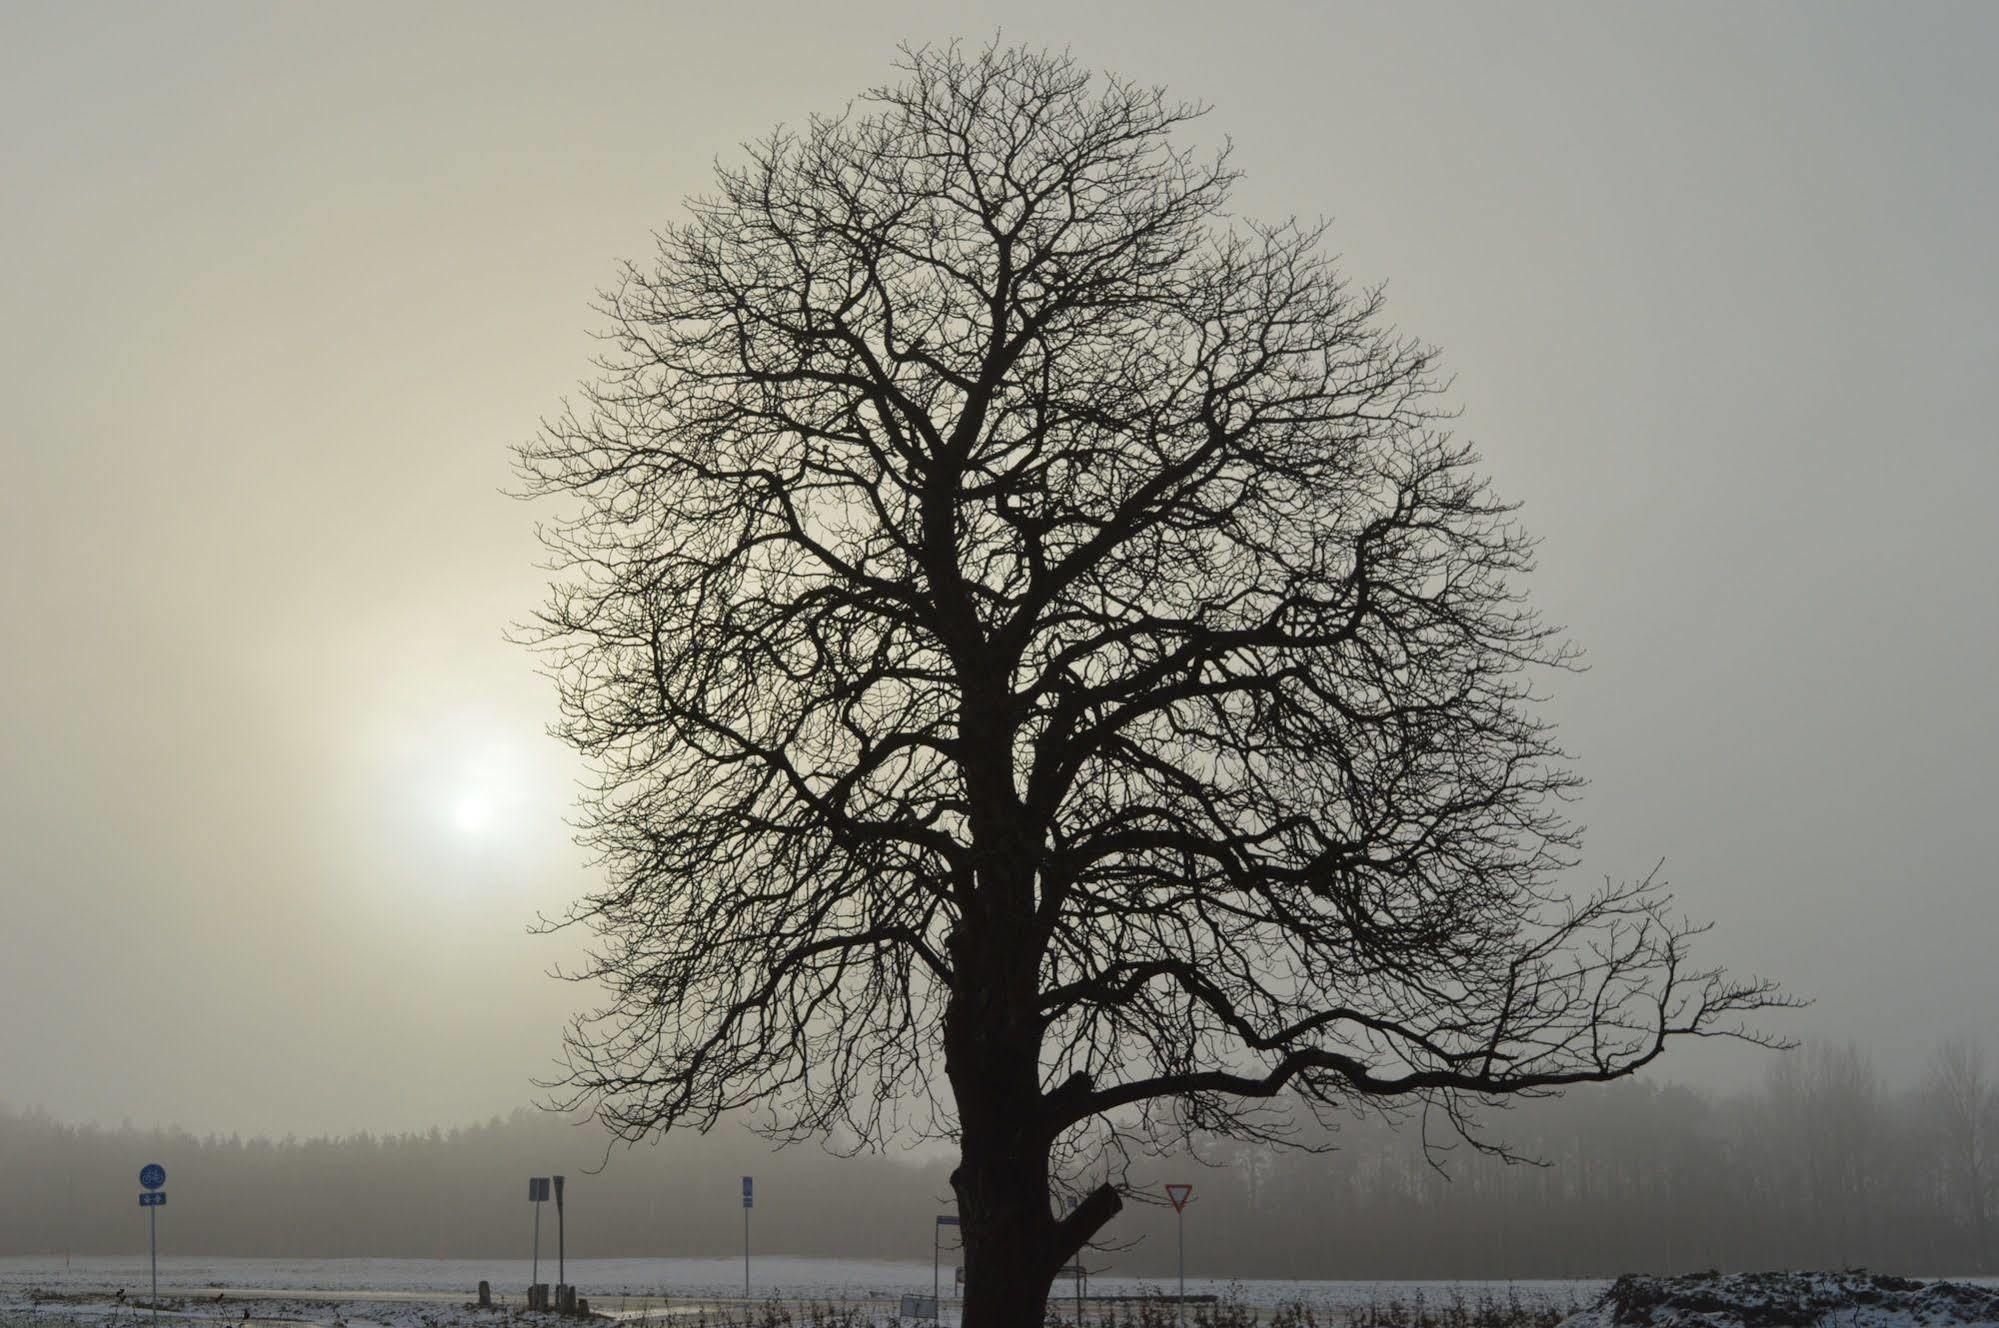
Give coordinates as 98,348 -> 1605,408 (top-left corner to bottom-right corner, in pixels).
1561,1271 -> 1999,1327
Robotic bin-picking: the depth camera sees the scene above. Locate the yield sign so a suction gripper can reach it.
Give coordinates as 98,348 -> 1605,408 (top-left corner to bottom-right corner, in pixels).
1165,1183 -> 1193,1211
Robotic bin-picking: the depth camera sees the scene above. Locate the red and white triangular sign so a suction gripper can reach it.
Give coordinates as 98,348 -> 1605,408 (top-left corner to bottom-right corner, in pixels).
1165,1183 -> 1193,1211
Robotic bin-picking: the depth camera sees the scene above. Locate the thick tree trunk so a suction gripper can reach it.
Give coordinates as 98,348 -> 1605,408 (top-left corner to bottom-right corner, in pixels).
951,1130 -> 1124,1327
946,968 -> 1059,1328
953,1156 -> 1058,1328
946,995 -> 1123,1327
946,687 -> 1121,1325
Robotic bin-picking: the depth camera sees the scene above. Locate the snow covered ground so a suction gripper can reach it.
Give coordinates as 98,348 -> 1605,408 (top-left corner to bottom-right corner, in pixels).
4,1260 -> 1995,1328
1559,1270 -> 1999,1327
0,1256 -> 1602,1325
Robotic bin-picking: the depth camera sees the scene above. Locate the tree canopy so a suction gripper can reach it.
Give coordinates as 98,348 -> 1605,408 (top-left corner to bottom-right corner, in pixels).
520,42 -> 1784,1324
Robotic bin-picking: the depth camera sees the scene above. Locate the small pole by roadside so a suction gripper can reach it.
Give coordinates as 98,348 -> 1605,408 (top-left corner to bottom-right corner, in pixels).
138,1163 -> 167,1328
1165,1184 -> 1193,1328
741,1176 -> 753,1299
529,1177 -> 550,1305
934,1213 -> 959,1324
555,1175 -> 567,1299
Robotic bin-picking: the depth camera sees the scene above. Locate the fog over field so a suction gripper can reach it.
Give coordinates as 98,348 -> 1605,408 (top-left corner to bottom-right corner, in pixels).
3,0 -> 1996,1293
4,1042 -> 1994,1275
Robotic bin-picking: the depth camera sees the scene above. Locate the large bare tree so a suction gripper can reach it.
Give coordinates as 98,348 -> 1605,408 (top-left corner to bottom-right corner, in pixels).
520,43 -> 1784,1327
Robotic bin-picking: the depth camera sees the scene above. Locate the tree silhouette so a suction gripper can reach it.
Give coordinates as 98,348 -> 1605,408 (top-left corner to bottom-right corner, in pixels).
519,42 -> 1786,1327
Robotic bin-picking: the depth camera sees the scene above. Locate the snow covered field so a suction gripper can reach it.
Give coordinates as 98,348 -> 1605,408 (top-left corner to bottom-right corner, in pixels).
6,1259 -> 1995,1328
0,1256 -> 1602,1325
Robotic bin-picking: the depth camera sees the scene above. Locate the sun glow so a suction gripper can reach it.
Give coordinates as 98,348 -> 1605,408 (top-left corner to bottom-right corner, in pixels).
370,709 -> 537,846
440,750 -> 521,839
451,792 -> 494,834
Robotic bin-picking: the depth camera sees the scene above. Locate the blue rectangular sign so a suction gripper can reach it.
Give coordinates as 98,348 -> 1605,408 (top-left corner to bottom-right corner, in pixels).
139,1192 -> 166,1207
741,1175 -> 753,1208
937,1215 -> 960,1226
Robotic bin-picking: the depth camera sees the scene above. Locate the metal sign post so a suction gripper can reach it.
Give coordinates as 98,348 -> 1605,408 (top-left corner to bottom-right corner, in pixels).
139,1164 -> 166,1328
529,1177 -> 550,1301
1056,1264 -> 1087,1324
741,1177 -> 753,1298
1165,1184 -> 1194,1328
554,1175 -> 567,1298
934,1214 -> 959,1322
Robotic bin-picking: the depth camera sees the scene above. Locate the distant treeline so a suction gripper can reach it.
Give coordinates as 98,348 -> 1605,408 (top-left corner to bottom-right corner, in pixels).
2,1040 -> 1992,1277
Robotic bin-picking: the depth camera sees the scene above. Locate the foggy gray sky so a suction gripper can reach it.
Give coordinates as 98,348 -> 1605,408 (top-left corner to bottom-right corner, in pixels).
3,2 -> 1994,1139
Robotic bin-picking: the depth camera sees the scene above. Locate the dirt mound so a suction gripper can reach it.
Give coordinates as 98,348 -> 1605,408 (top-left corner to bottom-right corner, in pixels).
1561,1270 -> 1999,1327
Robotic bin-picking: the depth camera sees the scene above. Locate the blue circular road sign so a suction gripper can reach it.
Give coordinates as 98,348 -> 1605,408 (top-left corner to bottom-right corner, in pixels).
140,1164 -> 165,1190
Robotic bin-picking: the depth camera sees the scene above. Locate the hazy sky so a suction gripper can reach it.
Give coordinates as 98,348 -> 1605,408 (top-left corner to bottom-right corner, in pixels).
4,2 -> 1994,1139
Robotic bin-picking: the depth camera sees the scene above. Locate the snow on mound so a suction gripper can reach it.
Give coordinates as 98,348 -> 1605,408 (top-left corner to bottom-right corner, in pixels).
1561,1270 -> 1999,1327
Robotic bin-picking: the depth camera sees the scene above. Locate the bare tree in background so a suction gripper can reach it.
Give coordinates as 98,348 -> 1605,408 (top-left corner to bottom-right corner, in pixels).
520,43 -> 1787,1327
1926,1038 -> 1996,1257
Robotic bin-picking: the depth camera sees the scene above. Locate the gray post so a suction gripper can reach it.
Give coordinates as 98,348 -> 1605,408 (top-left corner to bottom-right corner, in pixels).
533,1200 -> 541,1295
554,1176 -> 566,1296
1176,1205 -> 1185,1328
740,1175 -> 754,1300
932,1222 -> 939,1322
149,1204 -> 157,1328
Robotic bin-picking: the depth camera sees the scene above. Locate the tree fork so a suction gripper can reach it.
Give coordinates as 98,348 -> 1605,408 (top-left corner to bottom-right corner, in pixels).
949,1111 -> 1123,1328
